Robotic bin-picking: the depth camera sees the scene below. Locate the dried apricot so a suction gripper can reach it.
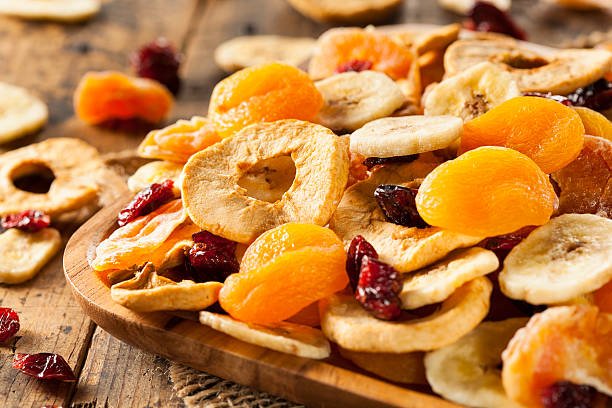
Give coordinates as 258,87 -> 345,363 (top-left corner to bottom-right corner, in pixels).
219,223 -> 348,324
572,106 -> 612,141
416,147 -> 558,237
461,96 -> 585,173
74,71 -> 173,125
309,28 -> 414,81
208,62 -> 323,139
137,117 -> 221,163
552,136 -> 612,218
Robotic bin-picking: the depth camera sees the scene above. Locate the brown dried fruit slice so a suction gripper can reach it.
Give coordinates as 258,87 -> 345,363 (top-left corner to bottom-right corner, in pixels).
339,348 -> 427,385
0,228 -> 61,284
0,138 -> 101,216
127,161 -> 183,194
110,263 -> 222,312
319,277 -> 492,353
182,120 -> 349,243
286,0 -> 402,25
552,136 -> 612,219
329,156 -> 484,273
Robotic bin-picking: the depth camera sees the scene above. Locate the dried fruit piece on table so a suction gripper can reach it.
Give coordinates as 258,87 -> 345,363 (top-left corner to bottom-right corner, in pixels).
199,311 -> 331,359
0,82 -> 48,144
187,231 -> 239,283
572,107 -> 612,140
0,307 -> 20,343
286,0 -> 401,25
1,210 -> 50,232
131,37 -> 182,94
416,147 -> 558,237
465,1 -> 527,40
424,318 -> 527,408
110,263 -> 222,312
346,235 -> 378,292
208,62 -> 322,138
499,214 -> 612,305
315,71 -> 405,132
214,35 -> 316,73
137,116 -> 221,163
438,0 -> 510,15
309,28 -> 414,81
339,348 -> 427,385
12,353 -> 76,382
118,179 -> 176,226
181,120 -> 348,243
355,256 -> 402,320
551,136 -> 612,218
502,305 -> 612,407
219,223 -> 348,325
374,185 -> 428,228
0,228 -> 61,284
362,154 -> 419,170
127,161 -> 183,194
0,0 -> 100,22
567,78 -> 612,113
424,62 -> 521,121
92,199 -> 186,271
461,96 -> 585,173
320,277 -> 492,353
74,71 -> 173,125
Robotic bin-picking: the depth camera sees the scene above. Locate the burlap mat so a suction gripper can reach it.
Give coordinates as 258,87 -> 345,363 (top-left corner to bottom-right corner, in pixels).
169,363 -> 304,408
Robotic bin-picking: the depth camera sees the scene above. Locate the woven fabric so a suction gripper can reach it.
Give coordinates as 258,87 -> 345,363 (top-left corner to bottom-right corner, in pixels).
170,363 -> 304,408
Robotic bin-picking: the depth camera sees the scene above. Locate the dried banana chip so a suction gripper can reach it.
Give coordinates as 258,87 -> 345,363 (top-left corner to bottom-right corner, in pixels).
0,228 -> 61,284
111,263 -> 222,312
0,82 -> 48,144
199,311 -> 331,359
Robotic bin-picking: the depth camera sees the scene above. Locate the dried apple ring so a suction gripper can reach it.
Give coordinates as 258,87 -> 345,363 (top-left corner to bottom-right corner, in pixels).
320,277 -> 492,353
182,120 -> 349,243
0,138 -> 102,216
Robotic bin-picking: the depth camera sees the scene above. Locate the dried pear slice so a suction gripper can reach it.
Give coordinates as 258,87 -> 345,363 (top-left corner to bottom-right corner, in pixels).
0,228 -> 61,284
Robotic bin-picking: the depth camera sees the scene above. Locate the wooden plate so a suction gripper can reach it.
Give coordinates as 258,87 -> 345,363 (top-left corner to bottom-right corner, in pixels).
64,200 -> 459,408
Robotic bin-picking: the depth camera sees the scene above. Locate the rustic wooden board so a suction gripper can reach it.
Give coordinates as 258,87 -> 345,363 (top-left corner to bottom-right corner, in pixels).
64,200 -> 460,408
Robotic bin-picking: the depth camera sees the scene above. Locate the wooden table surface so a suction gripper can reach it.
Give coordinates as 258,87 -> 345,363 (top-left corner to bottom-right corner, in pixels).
0,1 -> 609,407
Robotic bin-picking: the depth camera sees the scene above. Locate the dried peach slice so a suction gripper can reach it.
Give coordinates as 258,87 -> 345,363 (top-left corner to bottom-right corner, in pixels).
208,62 -> 323,139
74,71 -> 173,125
416,147 -> 558,237
219,223 -> 348,325
502,305 -> 612,407
552,136 -> 611,218
461,96 -> 585,173
137,116 -> 221,163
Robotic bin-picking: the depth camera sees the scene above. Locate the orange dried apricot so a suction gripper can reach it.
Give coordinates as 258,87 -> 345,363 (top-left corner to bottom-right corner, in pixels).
552,136 -> 612,218
286,302 -> 321,327
219,223 -> 348,324
309,28 -> 414,81
461,96 -> 585,173
138,116 -> 221,163
74,71 -> 173,125
416,147 -> 558,237
593,280 -> 612,313
573,106 -> 612,141
208,62 -> 323,139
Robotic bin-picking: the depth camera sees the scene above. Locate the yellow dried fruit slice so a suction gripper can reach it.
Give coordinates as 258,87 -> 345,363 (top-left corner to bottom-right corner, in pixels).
0,228 -> 61,284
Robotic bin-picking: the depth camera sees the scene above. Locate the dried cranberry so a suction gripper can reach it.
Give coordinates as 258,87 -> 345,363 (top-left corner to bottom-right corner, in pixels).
1,210 -> 50,233
374,185 -> 429,229
117,179 -> 175,227
335,59 -> 373,73
131,38 -> 182,94
12,353 -> 77,382
355,256 -> 402,320
363,154 -> 419,170
541,381 -> 598,408
192,230 -> 237,254
346,235 -> 379,292
0,308 -> 20,343
481,225 -> 537,260
186,231 -> 239,283
466,1 -> 527,41
524,92 -> 573,107
567,79 -> 612,113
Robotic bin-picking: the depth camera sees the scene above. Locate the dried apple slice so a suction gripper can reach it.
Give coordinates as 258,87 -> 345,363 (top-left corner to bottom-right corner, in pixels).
0,228 -> 61,284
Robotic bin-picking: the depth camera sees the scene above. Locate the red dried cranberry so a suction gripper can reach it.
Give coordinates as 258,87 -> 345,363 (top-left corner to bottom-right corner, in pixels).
12,353 -> 77,382
466,1 -> 527,41
481,225 -> 537,260
192,230 -> 237,254
363,154 -> 419,170
346,235 -> 378,292
355,256 -> 402,320
524,92 -> 573,107
131,38 -> 182,94
567,79 -> 612,113
374,184 -> 429,229
335,59 -> 373,73
541,381 -> 598,408
0,308 -> 20,343
1,210 -> 50,233
186,231 -> 239,283
117,179 -> 175,227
